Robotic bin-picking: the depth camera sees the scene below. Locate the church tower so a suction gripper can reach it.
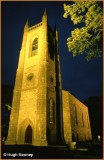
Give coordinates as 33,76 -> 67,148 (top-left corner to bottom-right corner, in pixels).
5,10 -> 64,146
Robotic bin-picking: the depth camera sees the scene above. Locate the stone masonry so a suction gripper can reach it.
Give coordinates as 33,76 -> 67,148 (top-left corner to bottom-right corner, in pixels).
5,10 -> 92,146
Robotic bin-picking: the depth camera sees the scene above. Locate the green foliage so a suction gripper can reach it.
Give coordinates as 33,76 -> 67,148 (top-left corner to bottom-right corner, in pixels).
63,1 -> 103,61
5,104 -> 12,110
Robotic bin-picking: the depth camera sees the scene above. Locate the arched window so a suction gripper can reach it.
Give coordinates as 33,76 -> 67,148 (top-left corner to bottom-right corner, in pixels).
30,38 -> 38,57
49,98 -> 55,123
73,105 -> 78,125
87,115 -> 89,128
82,112 -> 84,127
72,133 -> 76,142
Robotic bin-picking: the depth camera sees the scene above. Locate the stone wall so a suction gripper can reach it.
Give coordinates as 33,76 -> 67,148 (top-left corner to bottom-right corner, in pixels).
62,90 -> 72,144
62,90 -> 92,142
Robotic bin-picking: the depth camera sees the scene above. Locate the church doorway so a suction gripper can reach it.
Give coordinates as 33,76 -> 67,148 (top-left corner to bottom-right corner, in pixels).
25,125 -> 32,144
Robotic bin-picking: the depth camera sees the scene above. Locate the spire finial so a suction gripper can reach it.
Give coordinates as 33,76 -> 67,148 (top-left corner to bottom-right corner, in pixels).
25,19 -> 29,27
42,8 -> 48,22
55,26 -> 58,42
24,18 -> 29,30
43,8 -> 47,16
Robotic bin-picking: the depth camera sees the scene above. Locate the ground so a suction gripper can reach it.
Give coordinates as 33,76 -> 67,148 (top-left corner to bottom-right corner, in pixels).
1,142 -> 103,159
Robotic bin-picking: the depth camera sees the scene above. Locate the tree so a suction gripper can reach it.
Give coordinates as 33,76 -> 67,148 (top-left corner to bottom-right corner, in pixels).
63,1 -> 103,61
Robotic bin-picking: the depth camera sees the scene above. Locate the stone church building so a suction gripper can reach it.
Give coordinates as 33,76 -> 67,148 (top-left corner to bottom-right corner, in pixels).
5,10 -> 92,146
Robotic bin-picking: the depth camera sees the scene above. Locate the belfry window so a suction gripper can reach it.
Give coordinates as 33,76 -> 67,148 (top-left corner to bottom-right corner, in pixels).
30,38 -> 38,57
32,38 -> 38,51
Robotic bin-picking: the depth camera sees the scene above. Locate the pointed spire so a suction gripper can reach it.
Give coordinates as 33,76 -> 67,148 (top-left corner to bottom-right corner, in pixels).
54,24 -> 58,41
24,19 -> 29,30
43,8 -> 47,16
25,19 -> 29,26
42,8 -> 48,23
56,29 -> 58,42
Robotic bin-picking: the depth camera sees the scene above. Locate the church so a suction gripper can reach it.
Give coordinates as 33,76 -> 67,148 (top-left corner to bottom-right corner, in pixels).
5,10 -> 92,146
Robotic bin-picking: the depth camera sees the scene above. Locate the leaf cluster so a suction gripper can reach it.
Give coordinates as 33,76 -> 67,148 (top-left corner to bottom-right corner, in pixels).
63,1 -> 103,61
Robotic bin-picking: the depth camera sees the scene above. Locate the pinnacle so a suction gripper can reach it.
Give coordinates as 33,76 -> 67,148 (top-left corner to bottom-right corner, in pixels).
25,19 -> 29,26
43,8 -> 47,16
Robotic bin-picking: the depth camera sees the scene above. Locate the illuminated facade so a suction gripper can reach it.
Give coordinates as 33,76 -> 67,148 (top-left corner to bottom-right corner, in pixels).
5,10 -> 92,146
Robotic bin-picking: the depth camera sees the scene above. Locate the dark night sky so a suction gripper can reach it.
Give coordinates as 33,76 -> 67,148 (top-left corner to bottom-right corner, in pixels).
1,1 -> 103,101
